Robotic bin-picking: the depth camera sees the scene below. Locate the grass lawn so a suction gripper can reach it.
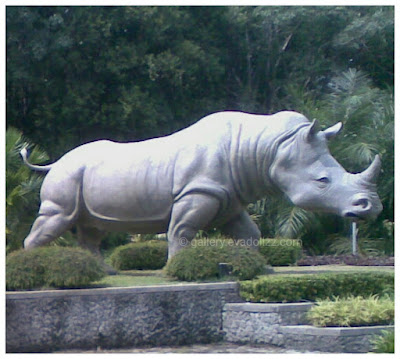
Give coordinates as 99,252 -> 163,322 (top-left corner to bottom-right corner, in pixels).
93,269 -> 180,287
94,265 -> 393,288
94,274 -> 180,287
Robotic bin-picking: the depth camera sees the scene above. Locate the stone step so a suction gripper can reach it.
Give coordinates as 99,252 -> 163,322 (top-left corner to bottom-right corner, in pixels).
280,325 -> 394,353
223,302 -> 314,346
223,302 -> 393,353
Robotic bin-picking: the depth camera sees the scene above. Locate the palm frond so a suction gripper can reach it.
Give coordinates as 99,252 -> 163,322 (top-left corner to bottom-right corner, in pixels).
275,205 -> 318,239
338,141 -> 380,170
327,235 -> 385,256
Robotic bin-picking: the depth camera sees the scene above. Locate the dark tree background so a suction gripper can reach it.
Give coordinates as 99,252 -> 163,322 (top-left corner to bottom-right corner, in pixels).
6,6 -> 394,254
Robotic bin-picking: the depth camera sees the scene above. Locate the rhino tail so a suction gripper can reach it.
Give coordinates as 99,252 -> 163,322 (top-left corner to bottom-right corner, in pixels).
20,147 -> 53,172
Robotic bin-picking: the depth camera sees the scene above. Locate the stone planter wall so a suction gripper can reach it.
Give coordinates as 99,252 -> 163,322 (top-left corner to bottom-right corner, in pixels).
6,282 -> 242,353
7,283 -> 393,353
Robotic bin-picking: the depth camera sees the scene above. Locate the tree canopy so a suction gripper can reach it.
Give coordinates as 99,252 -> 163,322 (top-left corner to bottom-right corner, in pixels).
6,6 -> 394,254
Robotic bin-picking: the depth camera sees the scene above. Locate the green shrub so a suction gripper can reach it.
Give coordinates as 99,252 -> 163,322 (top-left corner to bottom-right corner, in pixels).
307,295 -> 394,327
100,232 -> 130,251
240,271 -> 394,303
165,239 -> 267,281
6,247 -> 106,291
371,330 -> 395,353
110,240 -> 168,270
259,238 -> 302,266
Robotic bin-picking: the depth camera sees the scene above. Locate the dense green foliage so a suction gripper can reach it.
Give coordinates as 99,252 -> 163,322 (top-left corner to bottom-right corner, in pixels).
110,240 -> 168,270
165,239 -> 267,281
6,128 -> 48,253
371,331 -> 395,353
7,6 -> 393,254
259,238 -> 302,266
307,295 -> 394,327
240,271 -> 394,303
100,232 -> 131,251
6,247 -> 106,290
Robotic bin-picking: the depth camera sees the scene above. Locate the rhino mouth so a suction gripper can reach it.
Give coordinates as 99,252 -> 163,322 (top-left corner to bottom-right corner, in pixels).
344,212 -> 360,219
343,211 -> 378,221
343,211 -> 365,221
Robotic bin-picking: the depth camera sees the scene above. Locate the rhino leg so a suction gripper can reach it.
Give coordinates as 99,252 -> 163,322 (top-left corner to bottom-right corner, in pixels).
167,193 -> 220,260
76,225 -> 117,275
221,210 -> 261,250
24,200 -> 76,249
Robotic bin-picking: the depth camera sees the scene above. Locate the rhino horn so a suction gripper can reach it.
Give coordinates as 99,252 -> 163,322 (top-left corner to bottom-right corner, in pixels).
360,155 -> 381,184
323,122 -> 343,140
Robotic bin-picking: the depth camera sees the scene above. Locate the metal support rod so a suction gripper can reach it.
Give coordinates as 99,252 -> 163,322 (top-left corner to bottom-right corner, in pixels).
352,222 -> 358,256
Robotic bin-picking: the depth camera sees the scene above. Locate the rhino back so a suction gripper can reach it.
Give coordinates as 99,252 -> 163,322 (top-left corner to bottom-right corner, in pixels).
80,118 -> 236,222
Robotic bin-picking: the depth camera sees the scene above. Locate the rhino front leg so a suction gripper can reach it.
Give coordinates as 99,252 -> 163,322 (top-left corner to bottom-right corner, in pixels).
167,193 -> 220,260
221,210 -> 261,250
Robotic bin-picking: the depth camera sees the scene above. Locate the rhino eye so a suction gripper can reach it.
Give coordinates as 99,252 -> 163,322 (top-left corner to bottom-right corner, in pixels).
316,176 -> 330,186
317,177 -> 330,183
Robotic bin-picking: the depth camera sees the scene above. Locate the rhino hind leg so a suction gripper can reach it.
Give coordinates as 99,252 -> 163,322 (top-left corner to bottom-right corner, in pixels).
221,210 -> 261,250
24,200 -> 76,249
167,193 -> 220,259
76,225 -> 117,275
76,225 -> 104,257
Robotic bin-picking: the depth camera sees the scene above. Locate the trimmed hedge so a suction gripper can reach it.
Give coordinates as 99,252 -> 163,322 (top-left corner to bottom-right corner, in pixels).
165,239 -> 267,281
307,295 -> 394,327
6,247 -> 106,291
110,240 -> 168,270
240,271 -> 394,303
259,238 -> 302,266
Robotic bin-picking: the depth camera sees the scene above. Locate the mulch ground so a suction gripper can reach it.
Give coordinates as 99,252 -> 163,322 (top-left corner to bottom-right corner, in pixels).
296,255 -> 394,266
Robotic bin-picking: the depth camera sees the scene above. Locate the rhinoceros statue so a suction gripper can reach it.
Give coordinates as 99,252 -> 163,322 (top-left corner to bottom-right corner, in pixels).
22,111 -> 382,265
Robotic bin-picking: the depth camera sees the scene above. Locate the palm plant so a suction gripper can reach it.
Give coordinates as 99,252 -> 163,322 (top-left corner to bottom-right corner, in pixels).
6,127 -> 49,253
324,69 -> 394,254
251,69 -> 393,254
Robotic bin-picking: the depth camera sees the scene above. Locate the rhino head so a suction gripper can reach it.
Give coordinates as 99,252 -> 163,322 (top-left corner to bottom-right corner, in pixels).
269,120 -> 383,220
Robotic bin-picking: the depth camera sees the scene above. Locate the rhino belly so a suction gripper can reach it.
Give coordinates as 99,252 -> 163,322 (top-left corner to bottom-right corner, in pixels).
81,159 -> 174,224
81,216 -> 170,234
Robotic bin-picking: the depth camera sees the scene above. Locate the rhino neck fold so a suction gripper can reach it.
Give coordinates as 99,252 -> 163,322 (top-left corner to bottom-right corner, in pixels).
228,121 -> 310,205
228,125 -> 276,204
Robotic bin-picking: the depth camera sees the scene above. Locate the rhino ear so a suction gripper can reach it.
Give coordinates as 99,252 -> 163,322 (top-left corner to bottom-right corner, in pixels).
305,119 -> 320,141
323,122 -> 343,140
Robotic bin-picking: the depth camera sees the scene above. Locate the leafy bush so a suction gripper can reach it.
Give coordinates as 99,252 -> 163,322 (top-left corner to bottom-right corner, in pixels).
110,240 -> 168,270
371,330 -> 395,353
259,238 -> 302,266
6,247 -> 106,291
240,271 -> 394,303
165,239 -> 267,281
307,295 -> 394,327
